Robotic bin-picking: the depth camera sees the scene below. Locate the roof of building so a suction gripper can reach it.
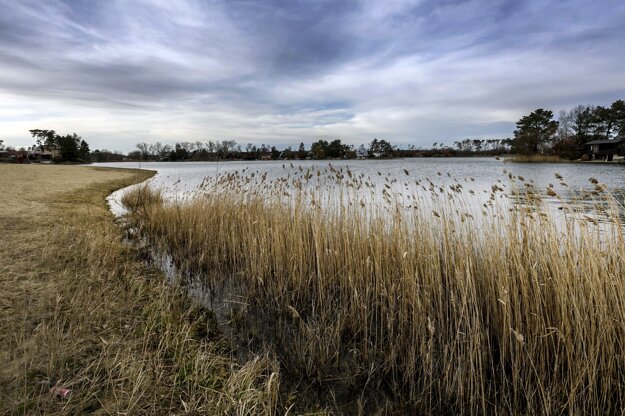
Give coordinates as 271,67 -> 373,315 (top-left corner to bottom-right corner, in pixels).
586,139 -> 624,145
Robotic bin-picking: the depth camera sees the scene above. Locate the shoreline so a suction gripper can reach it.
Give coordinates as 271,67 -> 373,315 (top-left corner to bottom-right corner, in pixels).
4,163 -> 624,413
0,165 -> 273,414
119,166 -> 625,413
92,154 -> 625,166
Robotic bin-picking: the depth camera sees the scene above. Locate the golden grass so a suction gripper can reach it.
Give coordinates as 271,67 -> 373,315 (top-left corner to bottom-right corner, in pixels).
505,154 -> 568,163
124,169 -> 625,414
120,183 -> 163,213
0,165 -> 281,415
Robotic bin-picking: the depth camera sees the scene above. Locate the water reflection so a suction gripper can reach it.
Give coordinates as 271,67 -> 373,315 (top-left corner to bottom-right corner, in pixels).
100,157 -> 625,229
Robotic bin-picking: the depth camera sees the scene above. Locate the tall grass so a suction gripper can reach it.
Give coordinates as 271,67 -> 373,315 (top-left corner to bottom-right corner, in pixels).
125,170 -> 625,414
505,154 -> 567,163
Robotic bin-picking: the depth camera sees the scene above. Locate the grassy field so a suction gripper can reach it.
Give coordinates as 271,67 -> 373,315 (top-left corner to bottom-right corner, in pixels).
123,169 -> 625,415
0,165 -> 279,415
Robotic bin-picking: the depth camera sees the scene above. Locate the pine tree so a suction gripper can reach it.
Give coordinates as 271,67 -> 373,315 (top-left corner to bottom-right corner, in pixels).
512,109 -> 558,155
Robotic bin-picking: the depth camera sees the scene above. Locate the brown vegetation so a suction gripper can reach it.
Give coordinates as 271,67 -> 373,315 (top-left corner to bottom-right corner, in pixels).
505,154 -> 567,163
0,165 -> 279,415
124,169 -> 625,414
5,163 -> 623,414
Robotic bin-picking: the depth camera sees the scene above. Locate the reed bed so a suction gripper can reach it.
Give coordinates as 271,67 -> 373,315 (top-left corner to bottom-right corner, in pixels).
125,168 -> 625,414
505,154 -> 567,163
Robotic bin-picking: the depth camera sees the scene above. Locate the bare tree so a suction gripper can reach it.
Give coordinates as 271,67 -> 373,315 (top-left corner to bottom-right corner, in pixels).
205,140 -> 216,154
136,142 -> 151,160
557,110 -> 575,140
218,140 -> 237,159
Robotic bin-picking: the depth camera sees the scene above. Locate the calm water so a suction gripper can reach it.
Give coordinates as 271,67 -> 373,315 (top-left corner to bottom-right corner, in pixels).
96,157 -> 625,218
97,157 -> 625,312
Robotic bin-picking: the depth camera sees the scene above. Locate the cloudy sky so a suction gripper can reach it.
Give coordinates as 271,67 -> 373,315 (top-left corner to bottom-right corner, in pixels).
1,0 -> 625,151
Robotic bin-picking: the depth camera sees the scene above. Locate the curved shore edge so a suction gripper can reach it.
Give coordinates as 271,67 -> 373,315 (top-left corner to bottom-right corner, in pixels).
105,168 -> 158,217
0,165 -> 279,415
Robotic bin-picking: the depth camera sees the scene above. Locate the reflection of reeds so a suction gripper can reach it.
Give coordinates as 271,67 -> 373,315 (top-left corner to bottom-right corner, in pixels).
125,170 -> 625,414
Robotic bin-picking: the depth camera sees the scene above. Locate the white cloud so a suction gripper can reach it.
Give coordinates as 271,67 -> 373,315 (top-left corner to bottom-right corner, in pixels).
0,0 -> 624,151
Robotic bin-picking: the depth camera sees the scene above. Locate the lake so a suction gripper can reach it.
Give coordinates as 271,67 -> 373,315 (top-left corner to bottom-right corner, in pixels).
96,158 -> 625,224
93,158 -> 625,416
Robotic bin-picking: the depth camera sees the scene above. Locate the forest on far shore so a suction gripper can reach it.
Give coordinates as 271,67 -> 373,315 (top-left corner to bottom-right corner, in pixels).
1,100 -> 623,163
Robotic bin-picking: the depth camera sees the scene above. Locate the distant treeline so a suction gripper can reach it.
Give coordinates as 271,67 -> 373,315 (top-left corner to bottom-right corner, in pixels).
106,137 -> 511,162
1,136 -> 513,163
3,100 -> 622,164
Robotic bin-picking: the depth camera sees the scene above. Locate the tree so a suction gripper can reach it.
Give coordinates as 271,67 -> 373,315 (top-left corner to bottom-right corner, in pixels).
78,139 -> 90,161
56,133 -> 81,161
205,140 -> 216,155
569,101 -> 625,143
512,109 -> 558,155
161,145 -> 173,160
611,100 -> 625,138
551,136 -> 579,160
179,141 -> 196,154
311,140 -> 328,159
297,142 -> 307,159
570,105 -> 595,145
28,130 -> 90,162
29,129 -> 57,150
217,140 -> 237,159
91,149 -> 125,163
0,139 -> 4,150
592,106 -> 615,141
169,143 -> 189,161
136,142 -> 151,160
557,109 -> 575,140
127,150 -> 143,160
369,139 -> 394,157
282,146 -> 293,159
151,141 -> 164,158
472,139 -> 483,153
326,139 -> 349,158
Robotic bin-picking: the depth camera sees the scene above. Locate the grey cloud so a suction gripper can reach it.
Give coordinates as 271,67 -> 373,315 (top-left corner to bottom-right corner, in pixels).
0,0 -> 624,151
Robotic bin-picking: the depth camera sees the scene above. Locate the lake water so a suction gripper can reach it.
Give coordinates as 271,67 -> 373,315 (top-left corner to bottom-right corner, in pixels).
96,157 -> 625,319
96,157 -> 625,222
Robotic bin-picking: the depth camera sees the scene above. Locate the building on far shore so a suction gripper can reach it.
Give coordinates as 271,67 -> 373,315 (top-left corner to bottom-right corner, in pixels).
28,150 -> 54,162
586,139 -> 624,161
356,145 -> 368,159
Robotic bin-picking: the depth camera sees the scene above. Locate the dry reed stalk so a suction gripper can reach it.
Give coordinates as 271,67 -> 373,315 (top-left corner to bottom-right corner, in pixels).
124,169 -> 625,414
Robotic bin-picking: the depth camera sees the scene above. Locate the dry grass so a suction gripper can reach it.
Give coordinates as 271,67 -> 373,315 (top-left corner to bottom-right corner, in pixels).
0,165 -> 281,415
124,168 -> 625,414
505,154 -> 568,163
120,183 -> 163,213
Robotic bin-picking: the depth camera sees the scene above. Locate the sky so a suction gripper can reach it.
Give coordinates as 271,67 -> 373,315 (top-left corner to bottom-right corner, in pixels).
1,0 -> 625,152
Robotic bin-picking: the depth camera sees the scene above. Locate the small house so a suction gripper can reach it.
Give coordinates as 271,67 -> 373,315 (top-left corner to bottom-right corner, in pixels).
28,149 -> 55,162
586,139 -> 624,161
356,145 -> 368,159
